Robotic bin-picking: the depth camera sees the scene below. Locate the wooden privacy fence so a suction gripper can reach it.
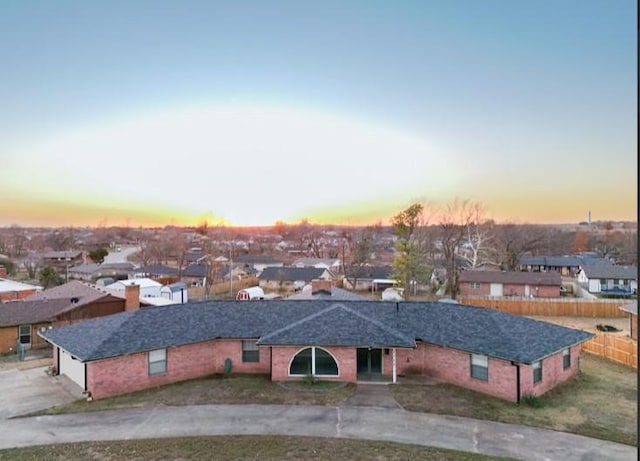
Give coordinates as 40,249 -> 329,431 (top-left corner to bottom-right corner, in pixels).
582,333 -> 638,369
458,297 -> 629,317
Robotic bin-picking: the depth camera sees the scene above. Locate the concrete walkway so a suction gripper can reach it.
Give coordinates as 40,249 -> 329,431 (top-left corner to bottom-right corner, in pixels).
0,405 -> 635,460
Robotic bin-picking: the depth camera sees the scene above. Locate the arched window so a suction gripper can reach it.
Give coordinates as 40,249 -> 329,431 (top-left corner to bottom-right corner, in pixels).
289,347 -> 338,376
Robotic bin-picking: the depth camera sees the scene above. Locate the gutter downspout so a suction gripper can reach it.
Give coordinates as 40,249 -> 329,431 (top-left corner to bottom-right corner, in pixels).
511,361 -> 521,404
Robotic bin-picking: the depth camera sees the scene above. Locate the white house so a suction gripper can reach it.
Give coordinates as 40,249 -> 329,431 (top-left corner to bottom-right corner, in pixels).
107,278 -> 163,298
577,264 -> 637,294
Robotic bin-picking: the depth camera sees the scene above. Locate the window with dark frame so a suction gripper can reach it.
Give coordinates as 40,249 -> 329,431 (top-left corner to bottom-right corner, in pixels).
471,282 -> 481,289
470,354 -> 488,381
562,348 -> 571,370
242,340 -> 260,363
18,325 -> 31,344
148,349 -> 167,376
289,347 -> 338,376
532,360 -> 542,383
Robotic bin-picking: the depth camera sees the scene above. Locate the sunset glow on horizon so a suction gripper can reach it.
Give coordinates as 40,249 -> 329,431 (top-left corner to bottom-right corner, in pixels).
1,1 -> 636,228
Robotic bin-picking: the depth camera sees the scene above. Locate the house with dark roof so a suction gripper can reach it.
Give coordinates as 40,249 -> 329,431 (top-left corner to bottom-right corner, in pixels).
67,262 -> 134,282
458,270 -> 562,298
133,264 -> 179,280
342,266 -> 395,292
39,299 -> 592,403
518,255 -> 608,277
577,264 -> 637,295
258,267 -> 332,292
0,281 -> 128,353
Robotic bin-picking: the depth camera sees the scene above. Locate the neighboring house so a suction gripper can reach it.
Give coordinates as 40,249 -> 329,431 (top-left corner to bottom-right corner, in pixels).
619,301 -> 637,341
40,299 -> 593,403
67,263 -> 134,282
292,258 -> 342,273
107,278 -> 163,298
133,264 -> 179,281
458,270 -> 562,298
258,267 -> 332,291
0,275 -> 42,302
287,280 -> 369,301
233,255 -> 284,275
518,255 -> 608,277
0,280 -> 130,353
182,263 -> 209,287
41,251 -> 84,272
343,266 -> 395,292
185,252 -> 208,264
160,282 -> 189,304
577,264 -> 638,295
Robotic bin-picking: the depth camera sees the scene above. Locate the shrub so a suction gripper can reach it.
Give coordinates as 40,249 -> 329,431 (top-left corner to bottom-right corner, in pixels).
521,394 -> 544,408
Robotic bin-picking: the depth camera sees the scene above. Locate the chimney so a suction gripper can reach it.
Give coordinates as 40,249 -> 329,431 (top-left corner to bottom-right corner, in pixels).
125,283 -> 140,311
311,279 -> 333,295
0,265 -> 6,278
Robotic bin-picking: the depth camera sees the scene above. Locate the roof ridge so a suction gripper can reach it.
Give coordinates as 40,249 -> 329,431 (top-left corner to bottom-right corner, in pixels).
337,303 -> 415,344
82,310 -> 138,360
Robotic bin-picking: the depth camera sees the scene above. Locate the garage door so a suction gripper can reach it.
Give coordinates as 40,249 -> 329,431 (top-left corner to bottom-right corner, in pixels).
489,283 -> 503,297
59,348 -> 86,390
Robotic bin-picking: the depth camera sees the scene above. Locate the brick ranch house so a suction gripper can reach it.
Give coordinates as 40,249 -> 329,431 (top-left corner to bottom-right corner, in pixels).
458,270 -> 562,298
0,280 -> 135,353
40,299 -> 592,403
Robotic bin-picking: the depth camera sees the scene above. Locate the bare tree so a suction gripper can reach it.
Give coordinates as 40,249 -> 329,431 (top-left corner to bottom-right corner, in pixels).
438,199 -> 474,298
491,223 -> 546,270
9,225 -> 27,257
343,227 -> 375,291
458,203 -> 495,270
23,258 -> 41,279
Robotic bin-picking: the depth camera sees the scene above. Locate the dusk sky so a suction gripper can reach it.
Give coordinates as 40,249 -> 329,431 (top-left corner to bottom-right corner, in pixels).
1,1 -> 636,228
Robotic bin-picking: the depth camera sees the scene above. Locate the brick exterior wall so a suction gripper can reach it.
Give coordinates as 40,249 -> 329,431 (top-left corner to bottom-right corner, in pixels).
0,322 -> 50,353
520,344 -> 581,398
77,339 -> 583,401
394,342 -> 581,402
459,282 -> 560,298
86,338 -> 270,400
270,346 -> 356,382
0,288 -> 38,302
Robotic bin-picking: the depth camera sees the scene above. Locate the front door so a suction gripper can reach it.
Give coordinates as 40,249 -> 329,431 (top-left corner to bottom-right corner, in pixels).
357,348 -> 382,374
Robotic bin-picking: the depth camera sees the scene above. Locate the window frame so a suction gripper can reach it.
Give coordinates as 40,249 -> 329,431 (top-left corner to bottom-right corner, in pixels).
242,340 -> 260,363
470,354 -> 489,381
18,325 -> 31,345
148,348 -> 167,376
289,346 -> 339,377
562,348 -> 571,370
532,360 -> 542,384
470,282 -> 481,289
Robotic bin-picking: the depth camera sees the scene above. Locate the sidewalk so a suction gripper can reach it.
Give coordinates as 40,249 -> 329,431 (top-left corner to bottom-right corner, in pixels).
0,405 -> 635,460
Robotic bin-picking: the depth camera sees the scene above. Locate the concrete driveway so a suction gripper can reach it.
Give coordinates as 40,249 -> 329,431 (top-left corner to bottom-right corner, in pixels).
0,405 -> 635,460
0,364 -> 84,419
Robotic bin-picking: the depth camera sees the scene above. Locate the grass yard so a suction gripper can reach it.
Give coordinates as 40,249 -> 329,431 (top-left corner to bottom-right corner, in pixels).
29,374 -> 355,416
391,353 -> 637,446
0,435 -> 514,461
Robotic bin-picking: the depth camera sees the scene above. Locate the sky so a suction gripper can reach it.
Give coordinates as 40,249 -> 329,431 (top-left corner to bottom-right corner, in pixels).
0,0 -> 637,228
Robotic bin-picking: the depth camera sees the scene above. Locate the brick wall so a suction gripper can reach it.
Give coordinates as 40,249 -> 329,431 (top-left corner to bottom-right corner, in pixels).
520,345 -> 581,398
270,346 -> 356,382
0,322 -> 50,353
86,338 -> 270,400
459,283 -> 559,298
395,342 -> 581,402
0,288 -> 38,302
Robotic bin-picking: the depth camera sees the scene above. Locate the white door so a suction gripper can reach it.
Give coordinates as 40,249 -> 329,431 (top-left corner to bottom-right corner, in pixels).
524,285 -> 531,297
59,348 -> 86,390
490,283 -> 503,297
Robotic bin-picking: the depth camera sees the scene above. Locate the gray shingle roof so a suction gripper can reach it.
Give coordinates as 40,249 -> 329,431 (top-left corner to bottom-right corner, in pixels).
135,264 -> 179,276
257,304 -> 415,347
0,298 -> 72,326
40,300 -> 593,365
458,270 -> 561,286
580,264 -> 637,280
258,267 -> 327,281
287,287 -> 369,301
